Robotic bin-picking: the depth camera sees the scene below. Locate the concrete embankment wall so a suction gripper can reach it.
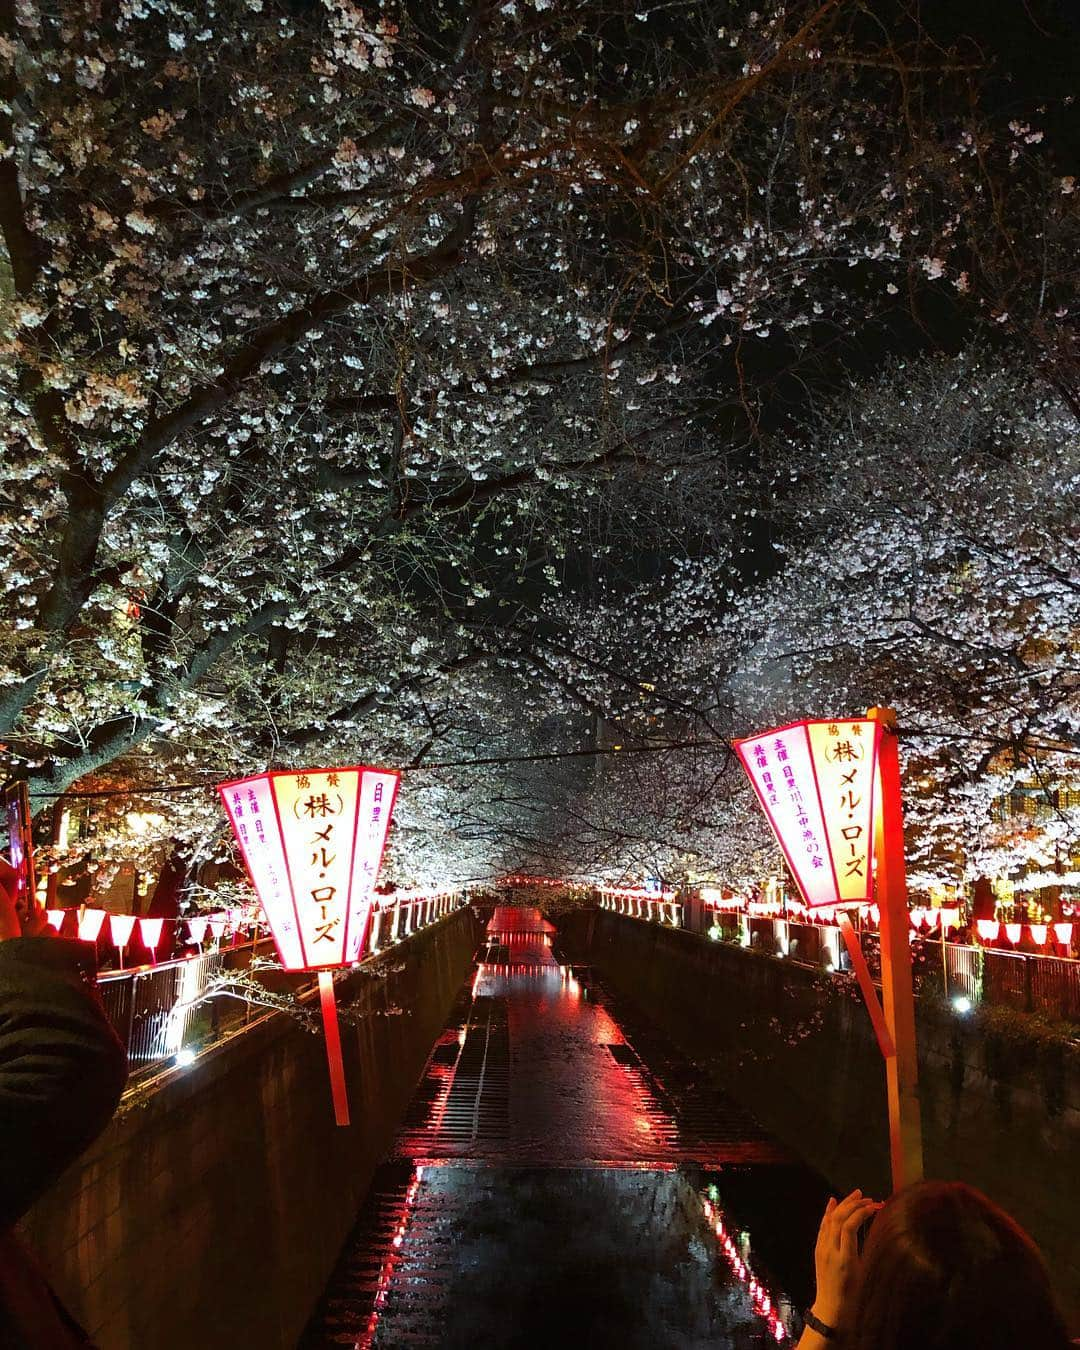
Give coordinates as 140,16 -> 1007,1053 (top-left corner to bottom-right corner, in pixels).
22,906 -> 481,1350
558,909 -> 1080,1327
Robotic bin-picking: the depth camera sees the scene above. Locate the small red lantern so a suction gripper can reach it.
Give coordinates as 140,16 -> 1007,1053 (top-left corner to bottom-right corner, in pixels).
110,913 -> 136,947
78,907 -> 107,942
139,916 -> 164,956
218,765 -> 400,1124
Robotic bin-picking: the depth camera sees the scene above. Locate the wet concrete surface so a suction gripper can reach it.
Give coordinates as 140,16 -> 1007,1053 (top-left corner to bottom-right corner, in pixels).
300,910 -> 829,1348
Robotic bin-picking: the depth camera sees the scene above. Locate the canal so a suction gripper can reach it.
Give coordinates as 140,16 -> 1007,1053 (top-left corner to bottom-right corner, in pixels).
300,908 -> 829,1348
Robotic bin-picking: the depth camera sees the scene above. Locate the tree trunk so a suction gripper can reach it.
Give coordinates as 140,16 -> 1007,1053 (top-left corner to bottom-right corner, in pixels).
971,875 -> 995,919
147,846 -> 187,958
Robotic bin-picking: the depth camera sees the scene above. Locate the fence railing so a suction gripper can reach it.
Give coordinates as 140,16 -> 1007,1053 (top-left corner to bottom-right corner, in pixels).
97,892 -> 470,1079
97,937 -> 280,1079
599,899 -> 1080,1023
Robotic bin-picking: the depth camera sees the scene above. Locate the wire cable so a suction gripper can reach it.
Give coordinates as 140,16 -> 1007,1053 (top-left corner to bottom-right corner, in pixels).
14,727 -> 1077,799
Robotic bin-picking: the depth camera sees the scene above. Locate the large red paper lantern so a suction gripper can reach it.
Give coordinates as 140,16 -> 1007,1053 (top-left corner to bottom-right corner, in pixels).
735,709 -> 925,1194
217,765 -> 400,1126
218,766 -> 400,971
734,718 -> 883,909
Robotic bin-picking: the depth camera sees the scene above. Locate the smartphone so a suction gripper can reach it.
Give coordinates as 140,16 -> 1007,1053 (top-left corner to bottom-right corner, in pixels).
857,1208 -> 877,1258
2,781 -> 39,928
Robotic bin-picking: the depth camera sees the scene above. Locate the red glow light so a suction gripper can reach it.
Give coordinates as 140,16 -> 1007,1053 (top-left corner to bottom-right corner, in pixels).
356,1163 -> 425,1350
702,1193 -> 790,1342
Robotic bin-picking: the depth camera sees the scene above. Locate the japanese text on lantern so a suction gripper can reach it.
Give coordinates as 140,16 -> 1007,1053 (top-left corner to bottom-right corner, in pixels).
225,779 -> 305,967
218,766 -> 399,972
807,720 -> 880,904
273,770 -> 360,966
733,719 -> 882,909
346,770 -> 400,962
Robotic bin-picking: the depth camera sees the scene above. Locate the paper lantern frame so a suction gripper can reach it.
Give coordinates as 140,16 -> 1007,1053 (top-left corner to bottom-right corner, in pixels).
217,764 -> 401,1128
735,708 -> 924,1193
218,765 -> 400,973
734,717 -> 883,910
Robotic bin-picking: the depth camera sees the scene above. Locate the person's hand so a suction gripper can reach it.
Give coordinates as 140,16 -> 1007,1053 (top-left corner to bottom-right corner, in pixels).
0,855 -> 22,941
810,1189 -> 883,1330
0,855 -> 48,940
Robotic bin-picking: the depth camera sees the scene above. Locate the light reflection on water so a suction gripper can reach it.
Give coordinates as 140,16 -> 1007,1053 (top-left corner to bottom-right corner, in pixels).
308,907 -> 822,1349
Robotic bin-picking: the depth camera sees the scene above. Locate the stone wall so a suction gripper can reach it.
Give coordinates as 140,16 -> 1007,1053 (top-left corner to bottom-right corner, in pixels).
558,909 -> 1080,1328
21,906 -> 481,1350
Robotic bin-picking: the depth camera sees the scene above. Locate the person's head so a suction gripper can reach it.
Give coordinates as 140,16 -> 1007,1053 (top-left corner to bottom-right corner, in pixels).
847,1181 -> 1070,1350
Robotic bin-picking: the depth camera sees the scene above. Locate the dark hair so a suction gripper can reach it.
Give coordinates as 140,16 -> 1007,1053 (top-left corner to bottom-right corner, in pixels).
847,1181 -> 1070,1350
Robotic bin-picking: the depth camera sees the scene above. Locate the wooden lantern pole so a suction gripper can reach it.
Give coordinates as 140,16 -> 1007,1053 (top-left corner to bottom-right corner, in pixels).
318,971 -> 350,1127
867,705 -> 923,1191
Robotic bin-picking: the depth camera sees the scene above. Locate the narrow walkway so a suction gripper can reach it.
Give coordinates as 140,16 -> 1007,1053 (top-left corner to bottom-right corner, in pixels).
301,909 -> 826,1348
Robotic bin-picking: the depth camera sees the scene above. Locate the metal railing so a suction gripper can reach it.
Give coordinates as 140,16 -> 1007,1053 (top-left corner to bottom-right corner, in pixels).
601,901 -> 1080,1023
97,892 -> 470,1079
597,894 -> 684,927
97,937 -> 277,1078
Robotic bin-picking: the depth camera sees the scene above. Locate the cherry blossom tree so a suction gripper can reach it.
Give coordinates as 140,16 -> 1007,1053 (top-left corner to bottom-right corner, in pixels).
552,350 -> 1079,895
1,0 -> 1076,896
723,350 -> 1080,892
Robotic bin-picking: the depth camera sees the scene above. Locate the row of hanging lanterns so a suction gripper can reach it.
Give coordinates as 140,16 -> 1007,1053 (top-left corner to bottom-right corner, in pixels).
45,908 -> 251,947
975,919 -> 1073,947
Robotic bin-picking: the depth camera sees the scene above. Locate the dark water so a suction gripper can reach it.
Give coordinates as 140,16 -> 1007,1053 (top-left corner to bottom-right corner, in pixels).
300,909 -> 829,1348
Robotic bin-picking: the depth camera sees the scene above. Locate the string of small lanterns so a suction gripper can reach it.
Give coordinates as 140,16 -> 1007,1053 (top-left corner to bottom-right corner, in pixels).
43,885 -> 474,952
